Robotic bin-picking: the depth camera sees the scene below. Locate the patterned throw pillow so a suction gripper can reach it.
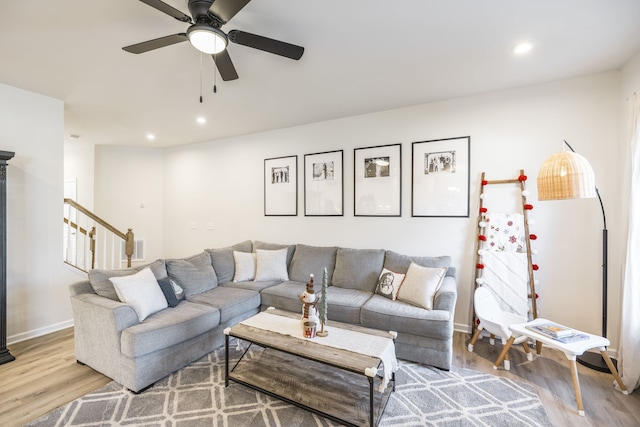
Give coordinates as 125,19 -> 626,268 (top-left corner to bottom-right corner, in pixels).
374,268 -> 405,300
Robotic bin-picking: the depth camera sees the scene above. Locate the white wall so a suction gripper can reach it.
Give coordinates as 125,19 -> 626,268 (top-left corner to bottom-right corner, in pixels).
64,139 -> 95,209
165,60 -> 640,353
0,83 -> 83,343
3,62 -> 635,348
160,71 -> 625,350
94,145 -> 164,267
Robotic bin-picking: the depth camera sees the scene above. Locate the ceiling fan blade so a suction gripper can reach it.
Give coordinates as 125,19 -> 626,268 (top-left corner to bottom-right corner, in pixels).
212,50 -> 239,81
208,0 -> 252,23
228,30 -> 304,60
138,0 -> 192,22
123,33 -> 188,54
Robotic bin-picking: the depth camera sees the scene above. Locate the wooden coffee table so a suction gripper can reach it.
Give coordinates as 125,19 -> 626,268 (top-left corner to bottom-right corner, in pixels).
224,308 -> 397,427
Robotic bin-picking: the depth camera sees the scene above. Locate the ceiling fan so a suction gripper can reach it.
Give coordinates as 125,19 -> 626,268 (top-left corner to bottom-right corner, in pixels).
122,0 -> 304,81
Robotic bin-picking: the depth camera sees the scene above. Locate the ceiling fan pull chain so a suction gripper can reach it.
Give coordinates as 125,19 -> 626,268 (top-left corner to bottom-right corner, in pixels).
213,55 -> 218,94
199,52 -> 204,103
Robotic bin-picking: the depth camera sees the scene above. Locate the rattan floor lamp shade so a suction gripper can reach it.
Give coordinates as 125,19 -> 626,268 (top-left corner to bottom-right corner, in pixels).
537,141 -> 613,373
537,151 -> 596,200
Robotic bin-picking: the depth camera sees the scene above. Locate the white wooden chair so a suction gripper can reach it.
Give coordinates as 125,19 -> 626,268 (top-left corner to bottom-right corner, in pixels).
468,286 -> 534,370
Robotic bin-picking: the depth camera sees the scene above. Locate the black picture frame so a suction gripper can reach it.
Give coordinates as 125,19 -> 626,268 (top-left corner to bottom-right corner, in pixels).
264,155 -> 298,216
412,136 -> 470,217
304,150 -> 344,216
354,143 -> 402,216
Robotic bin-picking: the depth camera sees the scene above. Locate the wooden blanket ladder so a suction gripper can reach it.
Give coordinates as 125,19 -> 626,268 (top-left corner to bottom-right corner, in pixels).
471,169 -> 539,333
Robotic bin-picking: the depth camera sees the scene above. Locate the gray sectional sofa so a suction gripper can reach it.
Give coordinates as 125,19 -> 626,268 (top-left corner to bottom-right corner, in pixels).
69,240 -> 457,392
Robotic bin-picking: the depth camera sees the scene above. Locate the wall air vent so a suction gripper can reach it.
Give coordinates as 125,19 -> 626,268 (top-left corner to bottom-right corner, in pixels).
121,239 -> 145,262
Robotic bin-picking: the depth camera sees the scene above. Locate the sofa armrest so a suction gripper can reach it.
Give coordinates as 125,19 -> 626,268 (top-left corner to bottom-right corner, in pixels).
71,292 -> 140,332
70,285 -> 140,369
69,280 -> 95,297
433,276 -> 457,314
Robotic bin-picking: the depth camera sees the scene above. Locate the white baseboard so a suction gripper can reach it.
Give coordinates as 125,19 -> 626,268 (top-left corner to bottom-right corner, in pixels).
7,319 -> 74,345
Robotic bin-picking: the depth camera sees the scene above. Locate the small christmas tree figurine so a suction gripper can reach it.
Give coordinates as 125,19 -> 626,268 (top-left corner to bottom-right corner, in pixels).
316,267 -> 329,337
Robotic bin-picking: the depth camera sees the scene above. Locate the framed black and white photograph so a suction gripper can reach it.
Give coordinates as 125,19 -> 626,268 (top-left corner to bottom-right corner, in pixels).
412,136 -> 470,217
354,144 -> 401,216
304,150 -> 343,216
264,155 -> 297,216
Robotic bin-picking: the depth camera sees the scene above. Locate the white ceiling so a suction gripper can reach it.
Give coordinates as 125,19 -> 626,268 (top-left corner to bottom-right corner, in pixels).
1,0 -> 640,148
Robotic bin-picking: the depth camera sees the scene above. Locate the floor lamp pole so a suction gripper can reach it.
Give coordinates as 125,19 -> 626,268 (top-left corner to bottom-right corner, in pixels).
563,141 -> 615,373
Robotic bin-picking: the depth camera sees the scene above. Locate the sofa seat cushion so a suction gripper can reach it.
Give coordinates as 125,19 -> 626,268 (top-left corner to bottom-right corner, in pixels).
325,287 -> 372,324
121,301 -> 220,359
259,281 -> 307,314
360,295 -> 452,339
187,287 -> 260,324
222,280 -> 282,293
261,282 -> 371,324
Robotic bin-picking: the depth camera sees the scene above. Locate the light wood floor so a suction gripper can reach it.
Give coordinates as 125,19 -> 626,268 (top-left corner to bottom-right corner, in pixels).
0,328 -> 638,426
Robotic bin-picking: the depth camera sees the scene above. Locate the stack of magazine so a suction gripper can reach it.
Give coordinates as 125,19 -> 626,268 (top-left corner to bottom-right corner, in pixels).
526,322 -> 590,344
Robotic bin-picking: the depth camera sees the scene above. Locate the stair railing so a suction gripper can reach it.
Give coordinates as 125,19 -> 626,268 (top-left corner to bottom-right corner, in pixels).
63,198 -> 134,272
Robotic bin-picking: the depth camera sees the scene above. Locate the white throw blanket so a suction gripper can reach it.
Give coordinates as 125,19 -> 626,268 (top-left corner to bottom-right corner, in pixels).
480,250 -> 530,317
484,212 -> 525,252
240,311 -> 398,392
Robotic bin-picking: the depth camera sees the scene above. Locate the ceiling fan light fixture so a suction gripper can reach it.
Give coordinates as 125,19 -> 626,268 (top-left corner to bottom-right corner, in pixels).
187,24 -> 227,54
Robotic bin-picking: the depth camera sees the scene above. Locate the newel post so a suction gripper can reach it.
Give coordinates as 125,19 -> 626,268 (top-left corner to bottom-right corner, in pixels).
125,228 -> 134,268
0,150 -> 15,365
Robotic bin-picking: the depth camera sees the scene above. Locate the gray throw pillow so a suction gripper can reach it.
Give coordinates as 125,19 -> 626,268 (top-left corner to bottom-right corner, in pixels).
383,250 -> 453,276
88,259 -> 167,301
331,248 -> 385,292
166,251 -> 218,297
157,277 -> 184,307
206,240 -> 253,284
289,244 -> 338,283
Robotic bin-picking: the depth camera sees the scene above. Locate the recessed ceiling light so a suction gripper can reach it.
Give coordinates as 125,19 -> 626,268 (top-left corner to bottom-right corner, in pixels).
69,134 -> 80,139
513,42 -> 533,55
196,116 -> 206,124
146,133 -> 156,141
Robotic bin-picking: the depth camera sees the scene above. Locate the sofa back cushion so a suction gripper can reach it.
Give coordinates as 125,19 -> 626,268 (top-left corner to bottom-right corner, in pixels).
88,259 -> 167,301
289,244 -> 338,283
206,240 -> 253,284
166,251 -> 218,297
383,250 -> 453,277
331,248 -> 385,292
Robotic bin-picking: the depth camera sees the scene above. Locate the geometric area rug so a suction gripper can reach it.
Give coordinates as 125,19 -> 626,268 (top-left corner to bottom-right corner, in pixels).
27,341 -> 552,427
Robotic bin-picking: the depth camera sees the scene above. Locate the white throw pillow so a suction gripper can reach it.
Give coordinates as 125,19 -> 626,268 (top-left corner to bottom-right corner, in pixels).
254,248 -> 289,281
375,268 -> 405,300
233,251 -> 257,282
396,262 -> 447,310
110,267 -> 168,321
